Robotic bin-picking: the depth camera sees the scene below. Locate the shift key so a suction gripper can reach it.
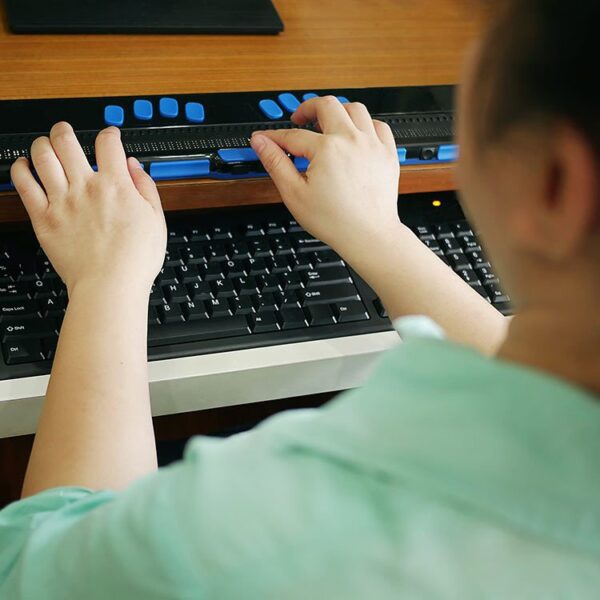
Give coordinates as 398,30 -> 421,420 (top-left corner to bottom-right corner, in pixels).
302,283 -> 360,306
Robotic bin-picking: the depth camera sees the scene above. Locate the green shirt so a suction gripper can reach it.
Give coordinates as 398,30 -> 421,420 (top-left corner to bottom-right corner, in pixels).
1,317 -> 599,599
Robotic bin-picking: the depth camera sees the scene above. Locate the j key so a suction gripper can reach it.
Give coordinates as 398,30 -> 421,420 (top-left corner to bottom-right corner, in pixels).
148,316 -> 250,346
304,267 -> 352,288
333,301 -> 370,323
280,307 -> 307,330
182,301 -> 209,321
41,336 -> 58,361
260,274 -> 282,293
302,283 -> 360,306
211,279 -> 236,298
0,283 -> 29,301
163,283 -> 189,303
250,311 -> 280,333
2,339 -> 45,365
485,283 -> 510,304
281,272 -> 303,290
0,300 -> 39,321
229,296 -> 255,316
158,303 -> 185,324
1,318 -> 58,341
305,305 -> 335,326
235,276 -> 259,296
206,297 -> 232,317
441,237 -> 461,253
446,252 -> 470,270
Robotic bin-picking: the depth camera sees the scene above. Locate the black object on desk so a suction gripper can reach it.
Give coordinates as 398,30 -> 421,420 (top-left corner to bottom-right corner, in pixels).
5,0 -> 284,35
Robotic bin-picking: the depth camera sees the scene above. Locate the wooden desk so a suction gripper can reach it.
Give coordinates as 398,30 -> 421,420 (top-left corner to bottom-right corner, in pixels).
0,0 -> 488,222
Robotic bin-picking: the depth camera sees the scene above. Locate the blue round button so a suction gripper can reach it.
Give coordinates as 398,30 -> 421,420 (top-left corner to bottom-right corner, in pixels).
259,99 -> 284,120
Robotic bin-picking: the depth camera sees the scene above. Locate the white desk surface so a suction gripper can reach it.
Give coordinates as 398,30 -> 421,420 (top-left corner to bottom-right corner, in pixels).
0,331 -> 399,438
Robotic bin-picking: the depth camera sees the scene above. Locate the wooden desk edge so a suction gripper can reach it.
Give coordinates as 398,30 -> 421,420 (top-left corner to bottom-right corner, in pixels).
0,164 -> 456,223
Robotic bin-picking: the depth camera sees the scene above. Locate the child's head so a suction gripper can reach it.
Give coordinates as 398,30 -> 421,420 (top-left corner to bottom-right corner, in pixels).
457,0 -> 599,310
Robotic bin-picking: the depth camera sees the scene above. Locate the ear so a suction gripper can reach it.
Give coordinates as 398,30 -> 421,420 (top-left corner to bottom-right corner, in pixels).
510,124 -> 599,261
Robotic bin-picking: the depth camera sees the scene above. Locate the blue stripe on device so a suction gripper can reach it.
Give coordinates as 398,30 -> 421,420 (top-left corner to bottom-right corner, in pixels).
278,93 -> 301,113
397,148 -> 407,163
437,144 -> 459,162
149,159 -> 210,181
185,102 -> 205,123
218,148 -> 259,163
159,97 -> 179,118
337,96 -> 350,104
294,157 -> 310,172
302,93 -> 318,101
259,99 -> 284,120
104,105 -> 124,127
133,99 -> 153,121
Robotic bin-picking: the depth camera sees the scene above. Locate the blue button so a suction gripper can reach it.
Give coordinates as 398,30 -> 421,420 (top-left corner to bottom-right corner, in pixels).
159,97 -> 179,119
218,148 -> 259,163
259,99 -> 284,120
337,96 -> 350,104
302,93 -> 318,101
278,93 -> 301,113
149,159 -> 211,181
397,148 -> 407,163
133,99 -> 153,121
104,105 -> 124,127
294,156 -> 310,171
438,144 -> 459,162
185,102 -> 205,123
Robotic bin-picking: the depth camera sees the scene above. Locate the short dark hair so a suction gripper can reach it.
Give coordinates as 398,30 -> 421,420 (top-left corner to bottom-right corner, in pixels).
474,0 -> 599,154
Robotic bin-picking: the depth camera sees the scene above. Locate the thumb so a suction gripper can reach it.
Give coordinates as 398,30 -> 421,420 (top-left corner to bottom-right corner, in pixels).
127,157 -> 162,211
250,135 -> 305,201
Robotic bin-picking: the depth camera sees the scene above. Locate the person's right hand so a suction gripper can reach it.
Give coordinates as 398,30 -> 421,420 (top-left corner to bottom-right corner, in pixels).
250,96 -> 401,258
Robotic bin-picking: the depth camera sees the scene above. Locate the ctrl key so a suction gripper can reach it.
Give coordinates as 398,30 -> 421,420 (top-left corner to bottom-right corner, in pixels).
2,339 -> 45,365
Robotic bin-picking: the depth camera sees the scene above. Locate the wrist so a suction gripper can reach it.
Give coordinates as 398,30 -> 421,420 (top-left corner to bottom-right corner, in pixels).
67,276 -> 152,304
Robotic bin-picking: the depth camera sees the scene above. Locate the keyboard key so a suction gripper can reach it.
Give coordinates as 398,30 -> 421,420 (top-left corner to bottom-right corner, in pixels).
457,268 -> 477,284
312,249 -> 344,267
187,281 -> 212,301
148,316 -> 249,346
281,307 -> 307,329
158,303 -> 185,324
41,336 -> 58,361
305,305 -> 335,326
2,339 -> 45,364
206,297 -> 231,317
38,296 -> 67,317
0,300 -> 39,321
281,272 -> 303,290
485,283 -> 510,304
373,298 -> 388,319
333,301 -> 370,323
250,311 -> 280,333
1,318 -> 58,341
163,283 -> 189,303
469,284 -> 490,301
303,267 -> 351,288
494,301 -> 513,316
302,283 -> 360,306
434,224 -> 454,239
159,267 -> 178,285
229,296 -> 254,316
211,279 -> 236,298
453,221 -> 472,238
256,293 -> 280,312
441,237 -> 461,253
446,252 -> 470,270
182,301 -> 209,321
246,258 -> 270,275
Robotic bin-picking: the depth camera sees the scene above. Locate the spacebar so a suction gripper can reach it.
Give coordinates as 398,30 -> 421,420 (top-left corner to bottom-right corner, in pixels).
148,316 -> 250,347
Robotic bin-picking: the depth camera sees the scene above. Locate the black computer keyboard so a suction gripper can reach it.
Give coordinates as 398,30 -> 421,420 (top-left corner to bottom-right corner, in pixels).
0,192 -> 511,381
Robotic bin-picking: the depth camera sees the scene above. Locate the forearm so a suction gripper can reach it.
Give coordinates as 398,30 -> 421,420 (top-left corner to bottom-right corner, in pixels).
22,281 -> 156,497
340,223 -> 508,354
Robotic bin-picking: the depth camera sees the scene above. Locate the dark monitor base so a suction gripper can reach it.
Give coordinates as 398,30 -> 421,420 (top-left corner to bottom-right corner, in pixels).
5,0 -> 284,35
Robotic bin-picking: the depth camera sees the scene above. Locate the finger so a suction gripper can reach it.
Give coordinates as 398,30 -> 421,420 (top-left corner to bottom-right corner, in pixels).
291,96 -> 355,134
49,121 -> 93,182
95,127 -> 129,177
10,157 -> 49,221
252,128 -> 321,160
30,136 -> 69,198
250,134 -> 306,201
373,120 -> 397,152
127,157 -> 162,211
343,102 -> 376,133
